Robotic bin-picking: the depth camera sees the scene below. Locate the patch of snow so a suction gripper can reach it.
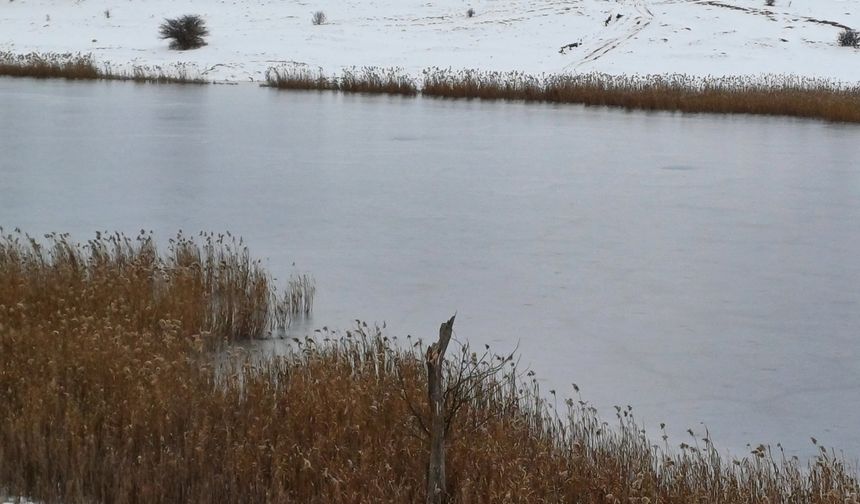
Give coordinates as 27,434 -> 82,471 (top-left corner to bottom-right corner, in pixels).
1,0 -> 858,83
2,497 -> 38,504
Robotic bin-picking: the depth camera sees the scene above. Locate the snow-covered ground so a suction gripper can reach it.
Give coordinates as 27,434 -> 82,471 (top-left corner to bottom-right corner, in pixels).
1,0 -> 859,83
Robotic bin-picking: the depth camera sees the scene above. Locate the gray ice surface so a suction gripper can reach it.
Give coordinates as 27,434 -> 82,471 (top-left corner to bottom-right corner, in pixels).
1,78 -> 859,459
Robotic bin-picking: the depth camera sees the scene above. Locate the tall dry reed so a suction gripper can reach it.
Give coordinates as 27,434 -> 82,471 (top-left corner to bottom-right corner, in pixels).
265,66 -> 418,95
263,65 -> 860,123
0,52 -> 100,80
0,230 -> 304,342
264,66 -> 337,91
0,52 -> 206,84
421,68 -> 860,123
1,230 -> 857,503
4,51 -> 857,122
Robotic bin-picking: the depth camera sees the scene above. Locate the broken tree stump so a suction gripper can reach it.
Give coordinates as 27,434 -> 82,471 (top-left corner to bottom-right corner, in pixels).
425,315 -> 455,504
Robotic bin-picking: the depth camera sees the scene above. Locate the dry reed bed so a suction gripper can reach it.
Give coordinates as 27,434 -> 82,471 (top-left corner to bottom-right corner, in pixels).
4,52 -> 857,121
420,69 -> 860,123
265,66 -> 860,123
0,52 -> 100,80
1,231 -> 858,503
0,52 -> 207,84
264,66 -> 418,95
0,230 -> 310,342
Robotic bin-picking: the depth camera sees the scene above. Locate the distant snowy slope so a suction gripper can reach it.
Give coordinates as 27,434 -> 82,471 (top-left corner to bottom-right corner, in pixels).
1,0 -> 858,83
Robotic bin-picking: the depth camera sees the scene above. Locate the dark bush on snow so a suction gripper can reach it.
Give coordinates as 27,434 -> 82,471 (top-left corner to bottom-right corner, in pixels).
311,11 -> 326,25
159,15 -> 209,50
837,29 -> 860,48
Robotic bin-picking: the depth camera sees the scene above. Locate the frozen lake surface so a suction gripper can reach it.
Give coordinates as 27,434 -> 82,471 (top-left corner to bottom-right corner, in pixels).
1,77 -> 859,460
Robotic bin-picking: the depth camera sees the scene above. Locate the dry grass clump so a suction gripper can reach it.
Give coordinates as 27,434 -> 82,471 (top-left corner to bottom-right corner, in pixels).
421,68 -> 546,100
287,273 -> 315,316
339,67 -> 418,95
0,230 -> 304,342
264,66 -> 338,91
422,68 -> 860,123
109,64 -> 208,85
0,51 -> 100,80
265,66 -> 418,95
0,51 -> 207,84
1,230 -> 858,503
311,10 -> 327,26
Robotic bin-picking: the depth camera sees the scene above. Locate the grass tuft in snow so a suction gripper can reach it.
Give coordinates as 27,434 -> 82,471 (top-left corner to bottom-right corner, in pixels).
311,10 -> 327,25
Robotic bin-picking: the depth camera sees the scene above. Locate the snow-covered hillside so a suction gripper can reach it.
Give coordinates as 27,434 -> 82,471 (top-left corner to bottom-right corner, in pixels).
1,0 -> 858,83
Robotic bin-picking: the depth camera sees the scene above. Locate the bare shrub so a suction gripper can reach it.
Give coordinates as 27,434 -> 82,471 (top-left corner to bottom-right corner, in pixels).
311,10 -> 327,25
159,14 -> 209,50
838,28 -> 860,48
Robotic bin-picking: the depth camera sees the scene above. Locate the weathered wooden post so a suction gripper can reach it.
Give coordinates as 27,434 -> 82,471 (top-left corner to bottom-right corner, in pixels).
425,315 -> 455,504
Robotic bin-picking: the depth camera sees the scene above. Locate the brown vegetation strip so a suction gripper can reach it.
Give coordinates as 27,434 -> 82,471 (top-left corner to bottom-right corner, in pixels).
265,66 -> 860,123
1,230 -> 857,503
0,52 -> 207,84
264,66 -> 418,95
3,51 -> 857,122
0,52 -> 100,80
419,69 -> 860,123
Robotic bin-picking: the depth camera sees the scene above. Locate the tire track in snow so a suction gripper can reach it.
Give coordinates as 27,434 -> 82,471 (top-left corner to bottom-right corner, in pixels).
693,0 -> 853,31
564,0 -> 654,71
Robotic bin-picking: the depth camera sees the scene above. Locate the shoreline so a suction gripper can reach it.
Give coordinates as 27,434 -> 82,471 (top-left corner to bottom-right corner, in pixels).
2,0 -> 859,83
3,51 -> 860,123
